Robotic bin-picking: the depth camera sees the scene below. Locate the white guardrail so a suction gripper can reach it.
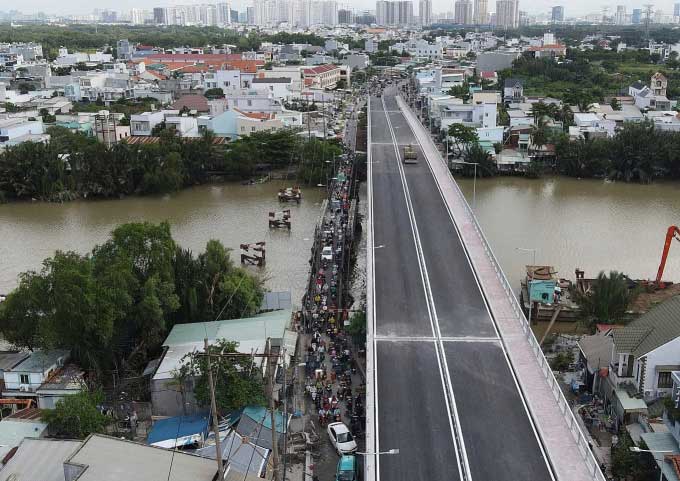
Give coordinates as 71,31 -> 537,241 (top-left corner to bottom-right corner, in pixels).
430,116 -> 606,481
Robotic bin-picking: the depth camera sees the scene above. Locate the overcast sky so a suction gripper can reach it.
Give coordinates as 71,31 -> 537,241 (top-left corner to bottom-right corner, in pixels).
9,0 -> 680,18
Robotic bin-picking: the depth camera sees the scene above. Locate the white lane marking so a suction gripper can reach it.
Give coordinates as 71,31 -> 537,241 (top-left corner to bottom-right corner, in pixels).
375,336 -> 502,343
381,95 -> 469,481
366,96 -> 379,481
395,95 -> 557,481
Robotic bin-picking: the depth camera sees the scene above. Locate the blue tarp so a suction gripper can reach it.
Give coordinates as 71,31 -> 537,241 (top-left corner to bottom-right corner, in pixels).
147,414 -> 210,446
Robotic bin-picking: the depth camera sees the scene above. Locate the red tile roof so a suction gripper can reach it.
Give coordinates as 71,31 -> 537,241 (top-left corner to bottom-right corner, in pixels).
481,71 -> 497,78
171,94 -> 210,112
303,64 -> 338,76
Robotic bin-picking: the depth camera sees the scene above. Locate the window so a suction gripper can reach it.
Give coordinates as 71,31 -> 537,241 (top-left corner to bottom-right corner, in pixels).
658,371 -> 673,389
20,374 -> 29,384
247,100 -> 253,107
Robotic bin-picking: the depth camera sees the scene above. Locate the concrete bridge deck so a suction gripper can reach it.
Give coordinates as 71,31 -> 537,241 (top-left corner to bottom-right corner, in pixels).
364,89 -> 604,481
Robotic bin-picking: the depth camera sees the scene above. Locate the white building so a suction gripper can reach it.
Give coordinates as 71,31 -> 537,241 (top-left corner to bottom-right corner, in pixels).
495,0 -> 519,28
130,111 -> 166,136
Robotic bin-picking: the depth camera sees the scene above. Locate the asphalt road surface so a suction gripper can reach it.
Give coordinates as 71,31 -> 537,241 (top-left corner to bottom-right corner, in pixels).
369,90 -> 554,481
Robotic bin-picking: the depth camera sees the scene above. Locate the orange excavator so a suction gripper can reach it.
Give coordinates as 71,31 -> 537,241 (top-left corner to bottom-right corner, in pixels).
654,226 -> 680,289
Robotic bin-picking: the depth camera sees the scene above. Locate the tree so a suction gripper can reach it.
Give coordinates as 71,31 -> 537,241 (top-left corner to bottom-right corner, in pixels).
448,123 -> 479,157
530,101 -> 558,122
575,271 -> 637,328
204,87 -> 224,99
464,143 -> 496,177
530,119 -> 549,153
610,97 -> 622,111
347,309 -> 366,345
42,390 -> 108,439
177,339 -> 266,414
611,432 -> 658,481
0,271 -> 45,350
447,82 -> 470,101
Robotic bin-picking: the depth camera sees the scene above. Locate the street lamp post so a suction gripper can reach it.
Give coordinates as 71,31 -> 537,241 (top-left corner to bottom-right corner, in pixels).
629,447 -> 674,481
454,160 -> 478,210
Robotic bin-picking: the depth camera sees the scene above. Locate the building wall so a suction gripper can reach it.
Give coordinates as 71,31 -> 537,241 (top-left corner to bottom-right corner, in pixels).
641,338 -> 680,398
151,377 -> 199,417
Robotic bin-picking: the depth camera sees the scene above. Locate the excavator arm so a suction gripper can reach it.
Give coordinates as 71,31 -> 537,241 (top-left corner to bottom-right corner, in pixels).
655,226 -> 680,287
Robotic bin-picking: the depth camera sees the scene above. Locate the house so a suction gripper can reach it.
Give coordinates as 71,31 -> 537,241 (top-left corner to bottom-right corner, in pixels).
130,111 -> 165,136
251,77 -> 293,101
651,72 -> 668,97
503,78 -> 524,104
0,409 -> 49,461
2,350 -> 70,402
570,112 -> 615,139
171,94 -> 210,114
634,87 -> 672,111
302,64 -> 342,89
36,364 -> 86,409
165,116 -> 199,137
149,308 -> 292,416
0,438 -> 81,480
604,296 -> 680,426
0,351 -> 30,388
480,71 -> 498,85
0,118 -> 47,147
63,434 -> 218,481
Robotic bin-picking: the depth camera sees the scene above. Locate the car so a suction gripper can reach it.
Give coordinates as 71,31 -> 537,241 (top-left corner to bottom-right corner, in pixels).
327,422 -> 357,455
321,246 -> 333,261
336,455 -> 358,481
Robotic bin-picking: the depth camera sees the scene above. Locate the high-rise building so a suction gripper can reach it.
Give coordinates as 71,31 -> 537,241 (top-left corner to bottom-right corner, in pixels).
632,8 -> 642,23
674,2 -> 680,17
153,7 -> 166,24
419,0 -> 432,25
474,0 -> 488,24
454,0 -> 473,24
615,5 -> 627,24
338,8 -> 354,23
495,0 -> 518,28
246,6 -> 255,23
217,2 -> 232,24
551,5 -> 563,22
376,0 -> 413,25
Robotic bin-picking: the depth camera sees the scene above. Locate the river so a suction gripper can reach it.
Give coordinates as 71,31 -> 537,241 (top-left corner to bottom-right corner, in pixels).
457,176 -> 680,288
0,182 -> 325,303
2,176 -> 679,303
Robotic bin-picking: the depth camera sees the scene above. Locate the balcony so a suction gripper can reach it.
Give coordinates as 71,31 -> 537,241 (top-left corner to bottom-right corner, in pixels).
609,362 -> 635,387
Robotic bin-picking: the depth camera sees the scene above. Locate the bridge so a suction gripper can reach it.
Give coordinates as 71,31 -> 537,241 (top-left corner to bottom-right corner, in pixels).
364,90 -> 605,481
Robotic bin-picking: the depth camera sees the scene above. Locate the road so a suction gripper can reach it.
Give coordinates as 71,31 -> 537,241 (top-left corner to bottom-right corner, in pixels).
369,89 -> 555,481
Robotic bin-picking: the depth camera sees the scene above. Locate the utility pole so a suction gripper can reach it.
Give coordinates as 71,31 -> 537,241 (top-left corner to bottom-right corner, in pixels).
266,339 -> 281,481
204,338 -> 225,481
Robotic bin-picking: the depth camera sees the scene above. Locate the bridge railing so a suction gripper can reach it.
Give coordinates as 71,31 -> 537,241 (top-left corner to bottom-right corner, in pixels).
442,146 -> 606,481
398,95 -> 605,481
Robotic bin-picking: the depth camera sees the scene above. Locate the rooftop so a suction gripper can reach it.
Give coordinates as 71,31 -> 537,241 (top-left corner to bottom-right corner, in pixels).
153,309 -> 291,380
11,350 -> 69,373
0,351 -> 30,371
613,295 -> 680,357
0,438 -> 81,481
36,364 -> 85,392
65,434 -> 217,481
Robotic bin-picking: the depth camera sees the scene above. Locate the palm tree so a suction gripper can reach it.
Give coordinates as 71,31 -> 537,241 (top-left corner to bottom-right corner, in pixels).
557,104 -> 574,131
530,119 -> 549,154
575,271 -> 637,329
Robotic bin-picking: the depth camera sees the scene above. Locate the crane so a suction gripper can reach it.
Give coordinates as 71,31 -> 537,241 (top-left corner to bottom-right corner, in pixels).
655,226 -> 680,288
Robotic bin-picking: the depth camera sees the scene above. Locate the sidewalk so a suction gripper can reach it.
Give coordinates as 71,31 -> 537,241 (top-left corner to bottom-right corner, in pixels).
397,96 -> 605,481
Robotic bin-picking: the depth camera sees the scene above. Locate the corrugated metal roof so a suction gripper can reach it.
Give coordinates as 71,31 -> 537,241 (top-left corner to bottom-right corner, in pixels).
0,438 -> 81,481
0,352 -> 30,371
613,296 -> 680,357
195,429 -> 269,477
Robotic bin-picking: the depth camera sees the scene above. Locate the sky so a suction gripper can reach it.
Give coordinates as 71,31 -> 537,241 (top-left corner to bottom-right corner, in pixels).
7,0 -> 680,18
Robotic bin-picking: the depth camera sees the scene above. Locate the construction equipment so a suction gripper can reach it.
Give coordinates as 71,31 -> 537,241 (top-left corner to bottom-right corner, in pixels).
654,226 -> 680,288
403,144 -> 418,164
240,242 -> 266,266
269,210 -> 291,230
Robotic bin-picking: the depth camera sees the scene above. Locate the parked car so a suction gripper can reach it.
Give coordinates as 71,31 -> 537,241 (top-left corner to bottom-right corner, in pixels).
321,246 -> 333,261
336,455 -> 358,481
327,422 -> 357,455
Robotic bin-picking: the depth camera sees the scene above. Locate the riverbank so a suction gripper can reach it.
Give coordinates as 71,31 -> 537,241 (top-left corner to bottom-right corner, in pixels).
0,182 -> 325,296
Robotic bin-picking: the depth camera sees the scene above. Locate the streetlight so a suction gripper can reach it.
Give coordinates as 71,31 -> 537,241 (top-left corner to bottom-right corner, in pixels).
629,447 -> 674,481
454,160 -> 478,210
356,449 -> 400,455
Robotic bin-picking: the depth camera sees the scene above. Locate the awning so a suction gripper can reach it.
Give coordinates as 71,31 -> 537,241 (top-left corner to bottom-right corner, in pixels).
615,389 -> 648,413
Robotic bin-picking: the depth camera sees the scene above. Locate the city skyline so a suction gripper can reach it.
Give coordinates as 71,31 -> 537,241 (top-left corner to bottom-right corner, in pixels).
6,0 -> 680,17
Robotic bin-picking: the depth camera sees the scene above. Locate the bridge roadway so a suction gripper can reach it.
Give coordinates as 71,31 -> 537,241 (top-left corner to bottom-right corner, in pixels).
366,90 -> 554,481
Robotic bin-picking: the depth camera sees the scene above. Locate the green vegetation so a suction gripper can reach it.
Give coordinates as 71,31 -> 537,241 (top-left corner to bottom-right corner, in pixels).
611,432 -> 658,481
0,127 -> 342,202
347,309 -> 366,345
0,222 -> 263,372
447,123 -> 478,157
177,339 -> 266,414
0,25 -> 326,60
574,271 -> 637,329
42,390 -> 109,438
555,120 -> 680,182
549,350 -> 574,371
